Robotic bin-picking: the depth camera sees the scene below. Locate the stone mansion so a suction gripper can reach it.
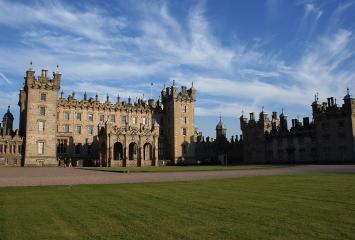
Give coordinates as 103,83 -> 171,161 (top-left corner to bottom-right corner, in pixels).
0,66 -> 354,167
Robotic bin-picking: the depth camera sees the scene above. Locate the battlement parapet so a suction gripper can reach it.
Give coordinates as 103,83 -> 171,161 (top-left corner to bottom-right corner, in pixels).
161,82 -> 196,102
57,93 -> 161,113
25,68 -> 61,91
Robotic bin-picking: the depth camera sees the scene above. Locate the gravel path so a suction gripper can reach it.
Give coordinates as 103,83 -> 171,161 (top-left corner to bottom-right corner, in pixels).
0,165 -> 354,187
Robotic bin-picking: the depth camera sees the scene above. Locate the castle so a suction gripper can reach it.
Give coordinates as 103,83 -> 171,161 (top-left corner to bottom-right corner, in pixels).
0,66 -> 354,167
196,92 -> 355,164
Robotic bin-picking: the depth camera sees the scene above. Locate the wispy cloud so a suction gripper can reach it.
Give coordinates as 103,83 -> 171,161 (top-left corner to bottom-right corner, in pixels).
0,0 -> 354,137
0,72 -> 11,84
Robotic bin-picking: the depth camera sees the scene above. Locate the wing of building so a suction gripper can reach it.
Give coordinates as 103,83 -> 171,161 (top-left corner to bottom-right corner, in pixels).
0,67 -> 354,167
15,67 -> 198,167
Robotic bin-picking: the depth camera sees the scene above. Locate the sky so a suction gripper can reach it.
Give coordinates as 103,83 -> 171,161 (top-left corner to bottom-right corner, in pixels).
0,0 -> 354,138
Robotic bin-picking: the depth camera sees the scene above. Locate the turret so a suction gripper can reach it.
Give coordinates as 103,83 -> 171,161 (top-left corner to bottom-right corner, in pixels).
216,114 -> 227,139
279,109 -> 288,130
2,106 -> 14,135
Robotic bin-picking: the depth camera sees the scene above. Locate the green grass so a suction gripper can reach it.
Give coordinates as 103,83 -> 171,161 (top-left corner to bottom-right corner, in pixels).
81,164 -> 282,173
1,174 -> 355,239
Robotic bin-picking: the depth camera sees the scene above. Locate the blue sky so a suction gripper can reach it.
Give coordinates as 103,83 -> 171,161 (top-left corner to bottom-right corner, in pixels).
0,0 -> 354,138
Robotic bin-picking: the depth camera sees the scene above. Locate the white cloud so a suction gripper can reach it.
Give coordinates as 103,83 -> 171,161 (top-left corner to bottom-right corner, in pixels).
0,72 -> 11,84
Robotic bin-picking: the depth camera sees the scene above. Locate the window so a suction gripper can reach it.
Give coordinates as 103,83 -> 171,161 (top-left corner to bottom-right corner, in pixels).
132,117 -> 137,124
40,106 -> 46,116
63,124 -> 69,133
121,116 -> 126,124
38,142 -> 44,155
142,117 -> 148,125
88,113 -> 93,121
64,112 -> 69,121
0,144 -> 2,153
87,125 -> 94,135
40,93 -> 46,102
110,114 -> 115,123
76,112 -> 82,121
100,114 -> 105,122
76,125 -> 81,134
38,121 -> 45,132
182,128 -> 187,136
183,105 -> 187,113
181,116 -> 187,124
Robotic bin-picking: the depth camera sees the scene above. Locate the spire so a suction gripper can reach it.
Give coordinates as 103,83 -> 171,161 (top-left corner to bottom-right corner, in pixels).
95,93 -> 98,101
262,106 -> 264,113
150,82 -> 153,99
344,87 -> 351,99
219,112 -> 222,122
55,64 -> 60,74
173,79 -> 176,86
7,105 -> 10,112
117,94 -> 120,103
28,61 -> 34,71
106,94 -> 109,102
61,90 -> 64,99
84,91 -> 87,101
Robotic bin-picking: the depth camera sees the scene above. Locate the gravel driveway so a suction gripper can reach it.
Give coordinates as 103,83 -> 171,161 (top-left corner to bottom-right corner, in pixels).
0,165 -> 354,187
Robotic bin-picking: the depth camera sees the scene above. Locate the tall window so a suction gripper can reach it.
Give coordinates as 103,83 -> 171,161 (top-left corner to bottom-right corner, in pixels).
132,117 -> 137,124
121,116 -> 126,124
38,142 -> 44,155
100,114 -> 105,122
76,125 -> 81,134
64,112 -> 69,121
183,105 -> 187,113
40,93 -> 46,102
182,128 -> 187,136
87,125 -> 94,135
76,112 -> 82,121
181,117 -> 188,124
63,124 -> 69,133
88,113 -> 93,121
38,121 -> 45,132
110,114 -> 116,123
40,106 -> 46,116
142,117 -> 148,126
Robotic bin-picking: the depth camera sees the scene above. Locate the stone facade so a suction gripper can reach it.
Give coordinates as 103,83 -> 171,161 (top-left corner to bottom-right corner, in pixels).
196,91 -> 355,164
0,107 -> 22,166
15,67 -> 197,167
2,66 -> 354,167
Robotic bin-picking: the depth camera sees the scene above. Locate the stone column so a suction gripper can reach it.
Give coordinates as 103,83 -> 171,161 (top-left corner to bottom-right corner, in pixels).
154,136 -> 158,166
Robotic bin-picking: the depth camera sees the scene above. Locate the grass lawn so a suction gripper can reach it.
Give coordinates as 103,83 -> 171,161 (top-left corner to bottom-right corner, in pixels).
1,174 -> 355,240
81,164 -> 283,173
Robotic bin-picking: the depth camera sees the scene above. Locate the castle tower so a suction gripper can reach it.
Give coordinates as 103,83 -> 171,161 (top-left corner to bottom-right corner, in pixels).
19,66 -> 61,166
2,106 -> 14,135
161,81 -> 196,164
216,114 -> 227,139
240,109 -> 272,163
